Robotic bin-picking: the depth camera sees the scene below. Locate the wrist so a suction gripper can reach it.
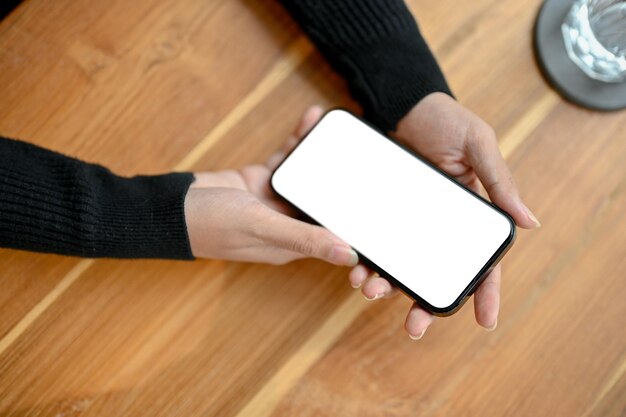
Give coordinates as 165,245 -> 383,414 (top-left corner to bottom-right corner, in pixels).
395,92 -> 452,140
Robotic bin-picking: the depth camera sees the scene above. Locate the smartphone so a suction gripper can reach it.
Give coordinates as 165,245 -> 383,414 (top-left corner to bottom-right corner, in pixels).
271,109 -> 515,315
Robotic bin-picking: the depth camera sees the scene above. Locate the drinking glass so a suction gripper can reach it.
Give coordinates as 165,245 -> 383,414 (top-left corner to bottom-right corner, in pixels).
562,0 -> 626,82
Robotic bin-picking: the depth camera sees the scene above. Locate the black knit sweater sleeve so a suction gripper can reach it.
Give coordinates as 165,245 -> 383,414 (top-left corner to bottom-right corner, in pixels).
0,136 -> 195,259
280,0 -> 453,131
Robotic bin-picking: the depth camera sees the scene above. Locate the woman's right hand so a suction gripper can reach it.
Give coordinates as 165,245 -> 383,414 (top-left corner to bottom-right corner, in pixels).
184,106 -> 358,267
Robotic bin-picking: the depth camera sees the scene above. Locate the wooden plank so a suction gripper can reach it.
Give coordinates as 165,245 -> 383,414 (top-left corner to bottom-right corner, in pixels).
0,0 -> 301,173
0,259 -> 354,414
584,361 -> 626,417
0,252 -> 80,339
174,35 -> 313,171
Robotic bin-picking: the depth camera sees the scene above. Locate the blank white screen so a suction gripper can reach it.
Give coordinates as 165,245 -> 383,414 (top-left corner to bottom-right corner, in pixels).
272,110 -> 513,309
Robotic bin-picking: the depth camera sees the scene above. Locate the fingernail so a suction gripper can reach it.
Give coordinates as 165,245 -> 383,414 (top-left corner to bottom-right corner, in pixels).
523,204 -> 541,228
409,328 -> 427,340
364,292 -> 384,301
350,265 -> 368,288
330,245 -> 358,266
485,320 -> 498,332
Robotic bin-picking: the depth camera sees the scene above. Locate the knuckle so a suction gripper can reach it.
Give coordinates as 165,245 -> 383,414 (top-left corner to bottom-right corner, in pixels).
467,121 -> 497,148
290,234 -> 317,255
290,228 -> 327,256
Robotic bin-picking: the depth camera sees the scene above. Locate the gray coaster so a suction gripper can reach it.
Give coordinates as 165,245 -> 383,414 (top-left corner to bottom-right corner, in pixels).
534,0 -> 626,111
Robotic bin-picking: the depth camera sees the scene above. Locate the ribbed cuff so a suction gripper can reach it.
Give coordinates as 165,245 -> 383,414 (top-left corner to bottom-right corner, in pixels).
344,27 -> 454,131
0,137 -> 196,260
281,0 -> 453,131
77,171 -> 196,259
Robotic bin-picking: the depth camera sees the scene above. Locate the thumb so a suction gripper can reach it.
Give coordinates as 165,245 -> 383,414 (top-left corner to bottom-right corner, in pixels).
258,209 -> 358,267
466,125 -> 541,229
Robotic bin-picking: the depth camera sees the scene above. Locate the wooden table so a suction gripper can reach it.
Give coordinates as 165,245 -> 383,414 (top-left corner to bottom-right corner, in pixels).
1,1 -> 625,416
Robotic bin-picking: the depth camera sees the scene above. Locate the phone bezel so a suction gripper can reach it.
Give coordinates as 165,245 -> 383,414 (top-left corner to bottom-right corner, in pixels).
270,108 -> 516,316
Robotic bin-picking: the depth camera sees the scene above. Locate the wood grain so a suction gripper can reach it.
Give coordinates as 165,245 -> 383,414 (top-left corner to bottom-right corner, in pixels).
1,0 -> 625,416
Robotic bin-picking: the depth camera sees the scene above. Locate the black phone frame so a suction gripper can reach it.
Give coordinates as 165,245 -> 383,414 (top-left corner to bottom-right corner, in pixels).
270,108 -> 516,316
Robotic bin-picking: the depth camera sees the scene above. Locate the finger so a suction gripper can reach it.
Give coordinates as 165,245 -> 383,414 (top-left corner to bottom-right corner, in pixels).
362,275 -> 396,300
265,135 -> 299,171
405,304 -> 435,340
265,150 -> 291,171
456,172 -> 483,198
258,208 -> 358,267
468,177 -> 482,195
465,125 -> 540,229
294,105 -> 324,138
473,264 -> 501,331
265,105 -> 324,171
349,264 -> 369,288
456,171 -> 480,194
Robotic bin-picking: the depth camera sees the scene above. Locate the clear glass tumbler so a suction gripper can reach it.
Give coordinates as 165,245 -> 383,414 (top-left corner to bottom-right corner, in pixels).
562,0 -> 626,82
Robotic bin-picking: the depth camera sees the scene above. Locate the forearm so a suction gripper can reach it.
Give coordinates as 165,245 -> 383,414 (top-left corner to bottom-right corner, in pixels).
280,0 -> 452,131
0,137 -> 195,259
